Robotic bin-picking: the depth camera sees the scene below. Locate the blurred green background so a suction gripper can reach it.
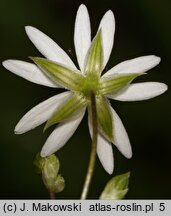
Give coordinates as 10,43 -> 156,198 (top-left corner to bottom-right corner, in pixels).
0,0 -> 170,199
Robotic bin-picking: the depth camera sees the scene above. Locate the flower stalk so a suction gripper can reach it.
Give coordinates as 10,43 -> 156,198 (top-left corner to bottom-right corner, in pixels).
81,92 -> 98,200
49,189 -> 56,199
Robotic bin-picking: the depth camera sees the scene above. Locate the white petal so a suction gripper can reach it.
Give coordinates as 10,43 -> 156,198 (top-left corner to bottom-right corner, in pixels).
74,4 -> 91,72
15,91 -> 72,134
103,55 -> 161,78
25,26 -> 77,70
108,82 -> 168,101
111,107 -> 132,158
41,108 -> 85,157
97,135 -> 114,174
2,60 -> 58,88
88,112 -> 114,174
98,10 -> 115,69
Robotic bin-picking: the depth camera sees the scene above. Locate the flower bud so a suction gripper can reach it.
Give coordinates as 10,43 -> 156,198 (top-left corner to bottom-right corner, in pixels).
33,153 -> 44,174
99,172 -> 130,200
42,154 -> 60,190
53,174 -> 65,193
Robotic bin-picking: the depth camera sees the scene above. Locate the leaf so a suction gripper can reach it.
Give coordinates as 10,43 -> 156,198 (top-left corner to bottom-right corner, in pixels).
96,95 -> 113,141
44,93 -> 87,130
85,30 -> 103,77
99,172 -> 130,200
100,73 -> 144,95
31,57 -> 84,91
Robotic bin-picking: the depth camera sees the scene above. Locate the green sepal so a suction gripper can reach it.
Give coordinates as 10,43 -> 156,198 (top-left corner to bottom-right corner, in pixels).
96,95 -> 113,141
53,174 -> 65,193
85,30 -> 103,78
30,57 -> 84,91
44,93 -> 87,130
99,172 -> 130,200
100,73 -> 144,95
42,154 -> 60,190
33,152 -> 44,174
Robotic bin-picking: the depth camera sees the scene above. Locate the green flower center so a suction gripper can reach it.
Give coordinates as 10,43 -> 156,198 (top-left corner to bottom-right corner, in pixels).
81,74 -> 100,99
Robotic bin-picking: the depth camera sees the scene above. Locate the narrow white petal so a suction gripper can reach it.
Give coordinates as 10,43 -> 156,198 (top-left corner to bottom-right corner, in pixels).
97,135 -> 114,174
25,26 -> 77,70
41,108 -> 85,157
2,60 -> 58,88
74,4 -> 91,72
98,10 -> 115,69
15,91 -> 72,134
103,55 -> 161,78
111,107 -> 132,159
88,113 -> 114,174
108,82 -> 168,101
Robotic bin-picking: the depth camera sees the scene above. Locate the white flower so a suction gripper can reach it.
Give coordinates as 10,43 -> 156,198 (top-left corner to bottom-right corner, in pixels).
2,4 -> 167,174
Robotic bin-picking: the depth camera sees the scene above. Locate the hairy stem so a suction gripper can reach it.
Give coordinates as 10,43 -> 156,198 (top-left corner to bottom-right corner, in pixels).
81,92 -> 98,200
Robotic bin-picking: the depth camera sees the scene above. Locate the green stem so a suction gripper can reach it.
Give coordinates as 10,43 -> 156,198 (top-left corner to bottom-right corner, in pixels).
81,92 -> 98,200
49,190 -> 56,199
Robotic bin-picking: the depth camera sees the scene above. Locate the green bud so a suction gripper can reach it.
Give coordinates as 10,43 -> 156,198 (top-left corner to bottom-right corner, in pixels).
42,154 -> 60,190
53,174 -> 65,193
33,153 -> 44,174
99,172 -> 130,200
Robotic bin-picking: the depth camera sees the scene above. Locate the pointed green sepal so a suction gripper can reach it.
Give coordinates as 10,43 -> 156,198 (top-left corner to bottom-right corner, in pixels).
42,154 -> 60,190
85,30 -> 103,77
30,57 -> 84,91
100,73 -> 144,95
99,172 -> 130,200
44,93 -> 87,130
96,95 -> 113,141
33,152 -> 45,174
